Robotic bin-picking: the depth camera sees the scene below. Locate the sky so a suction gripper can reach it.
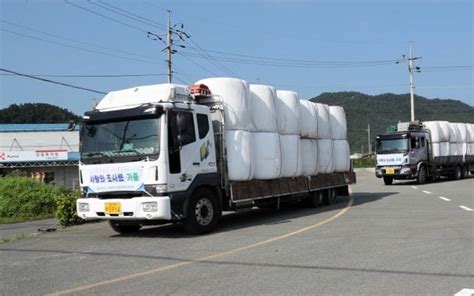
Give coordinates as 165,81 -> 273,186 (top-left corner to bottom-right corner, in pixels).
1,0 -> 473,116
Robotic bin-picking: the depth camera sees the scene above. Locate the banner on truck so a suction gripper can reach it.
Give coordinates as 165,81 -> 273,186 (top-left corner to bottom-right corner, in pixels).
82,162 -> 144,193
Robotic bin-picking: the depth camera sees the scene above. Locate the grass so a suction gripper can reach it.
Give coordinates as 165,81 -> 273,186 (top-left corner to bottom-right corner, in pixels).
353,157 -> 376,168
0,214 -> 55,225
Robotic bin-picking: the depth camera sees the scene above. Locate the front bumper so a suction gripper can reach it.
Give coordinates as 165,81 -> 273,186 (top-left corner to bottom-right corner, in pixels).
76,196 -> 172,221
375,166 -> 415,179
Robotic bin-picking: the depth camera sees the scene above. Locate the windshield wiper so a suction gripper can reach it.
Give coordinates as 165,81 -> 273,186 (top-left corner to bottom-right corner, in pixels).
83,152 -> 106,157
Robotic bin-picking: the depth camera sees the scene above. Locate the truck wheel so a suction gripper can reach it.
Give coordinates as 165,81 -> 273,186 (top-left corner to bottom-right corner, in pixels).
184,188 -> 221,235
323,189 -> 338,206
383,176 -> 393,185
453,166 -> 461,180
417,166 -> 427,184
460,166 -> 467,179
109,221 -> 141,234
306,191 -> 323,208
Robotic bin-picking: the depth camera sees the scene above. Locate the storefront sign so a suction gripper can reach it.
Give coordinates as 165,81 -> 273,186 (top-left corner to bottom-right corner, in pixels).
0,150 -> 69,163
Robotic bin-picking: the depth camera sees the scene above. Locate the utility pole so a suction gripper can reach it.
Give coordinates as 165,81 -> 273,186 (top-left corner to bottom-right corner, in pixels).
397,42 -> 421,122
367,123 -> 372,155
166,10 -> 172,83
147,10 -> 189,84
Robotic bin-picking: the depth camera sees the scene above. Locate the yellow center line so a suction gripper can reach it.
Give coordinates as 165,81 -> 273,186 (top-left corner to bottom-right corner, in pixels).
47,191 -> 354,296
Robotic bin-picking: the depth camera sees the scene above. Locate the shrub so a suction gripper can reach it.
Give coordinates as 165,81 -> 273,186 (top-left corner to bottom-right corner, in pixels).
353,157 -> 376,168
0,176 -> 60,223
54,190 -> 83,227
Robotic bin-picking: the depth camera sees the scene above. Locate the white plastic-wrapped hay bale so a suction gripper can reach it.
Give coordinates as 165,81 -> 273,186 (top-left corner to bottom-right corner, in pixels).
455,123 -> 468,158
437,121 -> 450,142
424,121 -> 441,142
440,142 -> 450,156
249,84 -> 278,132
196,77 -> 251,130
225,130 -> 252,181
448,123 -> 461,155
431,143 -> 441,157
316,103 -> 332,139
251,132 -> 281,179
295,138 -> 304,177
301,139 -> 318,176
317,139 -> 334,174
280,134 -> 299,177
329,106 -> 347,140
333,140 -> 350,172
275,90 -> 300,135
467,123 -> 474,143
299,100 -> 318,138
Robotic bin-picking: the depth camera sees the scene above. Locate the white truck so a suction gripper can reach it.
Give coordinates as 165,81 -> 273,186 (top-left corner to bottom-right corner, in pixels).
76,79 -> 355,234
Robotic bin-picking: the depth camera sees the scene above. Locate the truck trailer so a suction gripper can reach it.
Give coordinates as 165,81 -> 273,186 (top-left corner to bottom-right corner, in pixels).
375,121 -> 474,185
76,79 -> 356,234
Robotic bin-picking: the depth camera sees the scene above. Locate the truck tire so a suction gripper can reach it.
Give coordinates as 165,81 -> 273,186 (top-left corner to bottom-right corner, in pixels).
383,176 -> 393,185
460,166 -> 468,179
323,189 -> 338,206
452,166 -> 461,180
109,221 -> 141,234
417,166 -> 427,184
305,191 -> 323,208
184,188 -> 221,235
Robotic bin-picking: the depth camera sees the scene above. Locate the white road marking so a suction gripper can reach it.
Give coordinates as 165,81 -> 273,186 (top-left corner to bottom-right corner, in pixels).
422,190 -> 432,194
459,206 -> 474,212
454,288 -> 474,296
411,186 -> 418,189
438,196 -> 451,201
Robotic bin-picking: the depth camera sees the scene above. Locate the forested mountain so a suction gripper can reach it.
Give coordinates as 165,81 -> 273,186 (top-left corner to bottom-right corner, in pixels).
0,103 -> 81,123
311,92 -> 474,153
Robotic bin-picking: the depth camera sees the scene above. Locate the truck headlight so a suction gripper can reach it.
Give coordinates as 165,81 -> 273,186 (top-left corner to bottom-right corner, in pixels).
400,167 -> 411,174
78,202 -> 90,212
155,184 -> 167,193
376,168 -> 382,174
142,202 -> 158,212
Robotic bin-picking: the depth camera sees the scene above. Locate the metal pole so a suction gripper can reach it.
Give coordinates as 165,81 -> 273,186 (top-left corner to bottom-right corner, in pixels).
408,42 -> 415,121
367,123 -> 372,155
166,10 -> 172,83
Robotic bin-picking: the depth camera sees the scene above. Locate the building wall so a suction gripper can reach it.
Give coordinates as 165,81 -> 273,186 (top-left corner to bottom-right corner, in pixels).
1,166 -> 79,190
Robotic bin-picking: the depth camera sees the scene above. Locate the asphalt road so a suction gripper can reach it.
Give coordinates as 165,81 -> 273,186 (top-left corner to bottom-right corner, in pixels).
1,169 -> 473,296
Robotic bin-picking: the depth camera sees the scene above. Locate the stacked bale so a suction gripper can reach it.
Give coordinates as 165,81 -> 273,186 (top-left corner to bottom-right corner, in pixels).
275,90 -> 300,177
249,84 -> 281,179
467,124 -> 474,161
316,103 -> 334,174
455,123 -> 468,161
448,123 -> 462,157
424,121 -> 450,160
329,106 -> 350,172
195,77 -> 351,180
196,77 -> 253,181
298,100 -> 318,176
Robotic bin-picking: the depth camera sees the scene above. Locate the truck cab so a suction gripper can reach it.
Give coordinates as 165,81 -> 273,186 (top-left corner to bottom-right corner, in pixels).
375,123 -> 430,185
76,84 -> 222,234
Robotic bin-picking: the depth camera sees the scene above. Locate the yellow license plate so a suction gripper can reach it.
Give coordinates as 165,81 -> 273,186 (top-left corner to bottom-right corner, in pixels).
104,202 -> 121,214
386,168 -> 395,174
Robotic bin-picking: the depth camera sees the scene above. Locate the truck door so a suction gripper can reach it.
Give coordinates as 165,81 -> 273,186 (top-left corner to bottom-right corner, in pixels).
409,135 -> 428,164
167,110 -> 204,192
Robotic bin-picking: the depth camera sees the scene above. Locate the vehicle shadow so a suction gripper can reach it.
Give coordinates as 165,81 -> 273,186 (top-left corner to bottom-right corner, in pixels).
391,174 -> 473,186
115,191 -> 399,239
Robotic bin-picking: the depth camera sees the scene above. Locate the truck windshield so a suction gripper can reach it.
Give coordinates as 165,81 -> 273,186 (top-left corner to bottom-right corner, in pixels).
376,138 -> 408,154
81,117 -> 161,162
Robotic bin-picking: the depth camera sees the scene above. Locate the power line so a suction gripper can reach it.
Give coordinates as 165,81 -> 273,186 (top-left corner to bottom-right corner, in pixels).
95,0 -> 167,30
65,0 -> 149,34
0,68 -> 107,94
0,73 -> 167,78
0,19 -> 158,62
0,27 -> 159,65
175,52 -> 219,76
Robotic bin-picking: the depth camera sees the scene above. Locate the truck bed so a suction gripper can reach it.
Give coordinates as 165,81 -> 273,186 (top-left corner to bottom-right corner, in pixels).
230,172 -> 356,202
